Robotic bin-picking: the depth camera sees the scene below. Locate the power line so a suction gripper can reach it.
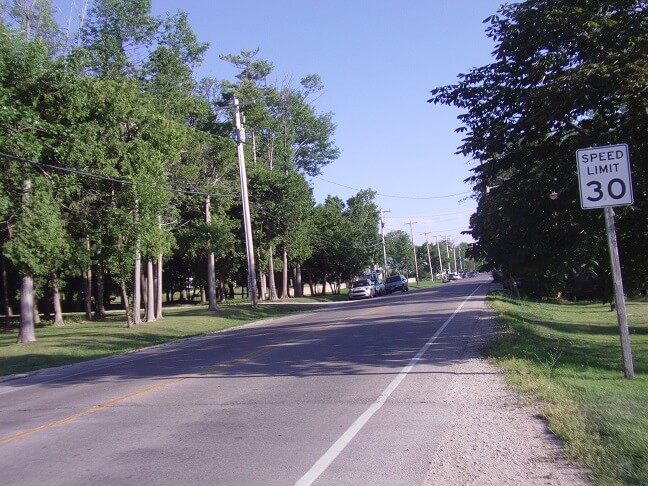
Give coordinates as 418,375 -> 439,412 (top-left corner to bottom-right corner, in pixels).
312,175 -> 471,200
385,209 -> 474,219
0,152 -> 239,199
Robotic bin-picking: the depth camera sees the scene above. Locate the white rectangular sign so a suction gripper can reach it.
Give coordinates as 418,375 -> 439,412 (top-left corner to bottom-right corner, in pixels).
576,143 -> 633,209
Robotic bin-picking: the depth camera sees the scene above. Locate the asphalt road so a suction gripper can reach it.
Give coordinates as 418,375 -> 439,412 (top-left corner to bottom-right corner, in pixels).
0,276 -> 493,486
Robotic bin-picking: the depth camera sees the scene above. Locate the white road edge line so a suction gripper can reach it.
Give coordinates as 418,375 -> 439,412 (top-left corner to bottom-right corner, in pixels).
295,284 -> 484,486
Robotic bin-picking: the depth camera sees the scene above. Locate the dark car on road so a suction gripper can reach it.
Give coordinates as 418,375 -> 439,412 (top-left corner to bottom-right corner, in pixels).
384,274 -> 409,293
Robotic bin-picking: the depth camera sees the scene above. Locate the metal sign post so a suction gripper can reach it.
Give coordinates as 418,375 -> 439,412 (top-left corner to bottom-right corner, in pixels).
576,143 -> 634,378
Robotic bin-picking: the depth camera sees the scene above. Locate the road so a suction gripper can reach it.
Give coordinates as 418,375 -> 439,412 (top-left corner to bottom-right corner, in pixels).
1,276 -> 492,486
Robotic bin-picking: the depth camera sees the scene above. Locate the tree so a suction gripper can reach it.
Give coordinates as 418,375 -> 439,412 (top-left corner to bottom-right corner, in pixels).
303,190 -> 380,293
304,196 -> 350,295
344,190 -> 381,279
76,0 -> 158,79
3,0 -> 61,49
264,74 -> 340,176
247,164 -> 314,299
429,0 -> 648,297
4,178 -> 69,343
385,230 -> 414,276
69,0 -> 218,322
220,50 -> 339,298
0,17 -> 73,340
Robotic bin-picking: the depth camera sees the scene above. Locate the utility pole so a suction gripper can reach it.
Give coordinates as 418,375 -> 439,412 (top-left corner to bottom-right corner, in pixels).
422,232 -> 434,281
380,209 -> 390,277
405,221 -> 419,284
452,243 -> 458,274
205,196 -> 217,311
435,236 -> 444,280
234,96 -> 258,308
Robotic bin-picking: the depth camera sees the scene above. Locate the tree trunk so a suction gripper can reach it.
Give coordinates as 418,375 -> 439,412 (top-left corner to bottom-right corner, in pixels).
133,248 -> 142,326
51,270 -> 64,327
95,270 -> 106,320
133,197 -> 142,325
155,254 -> 163,319
17,274 -> 36,343
508,275 -> 521,299
2,254 -> 13,326
145,259 -> 156,322
281,248 -> 289,298
141,270 -> 148,319
257,248 -> 267,301
83,235 -> 92,320
220,277 -> 227,302
267,243 -> 278,301
65,286 -> 75,312
120,279 -> 133,328
294,264 -> 303,298
259,271 -> 267,301
33,301 -> 41,325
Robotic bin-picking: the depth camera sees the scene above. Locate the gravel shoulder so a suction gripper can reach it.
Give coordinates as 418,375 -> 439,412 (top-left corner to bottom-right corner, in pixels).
424,306 -> 591,485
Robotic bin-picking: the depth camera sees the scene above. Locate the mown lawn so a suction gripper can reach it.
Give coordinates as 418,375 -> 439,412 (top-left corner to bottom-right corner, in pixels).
485,292 -> 648,485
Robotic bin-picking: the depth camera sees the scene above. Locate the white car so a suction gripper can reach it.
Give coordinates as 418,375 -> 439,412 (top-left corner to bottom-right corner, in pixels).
348,279 -> 376,299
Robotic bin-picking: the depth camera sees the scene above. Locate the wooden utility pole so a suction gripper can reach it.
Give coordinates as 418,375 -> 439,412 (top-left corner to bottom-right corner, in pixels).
206,196 -> 217,311
404,221 -> 419,284
421,232 -> 434,281
234,97 -> 258,308
380,209 -> 390,276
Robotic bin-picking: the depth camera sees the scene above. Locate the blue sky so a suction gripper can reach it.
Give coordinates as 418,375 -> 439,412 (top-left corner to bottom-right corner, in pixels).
62,0 -> 511,245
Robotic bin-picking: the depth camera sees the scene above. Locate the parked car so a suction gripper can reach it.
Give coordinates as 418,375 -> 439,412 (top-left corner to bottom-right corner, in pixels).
372,278 -> 386,296
384,274 -> 409,293
348,279 -> 376,300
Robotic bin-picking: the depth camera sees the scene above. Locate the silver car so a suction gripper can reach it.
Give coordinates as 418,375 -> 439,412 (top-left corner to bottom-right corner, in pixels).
384,274 -> 409,293
348,279 -> 376,300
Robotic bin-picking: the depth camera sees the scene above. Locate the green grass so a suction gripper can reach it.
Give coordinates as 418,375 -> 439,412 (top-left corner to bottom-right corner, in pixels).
485,292 -> 648,485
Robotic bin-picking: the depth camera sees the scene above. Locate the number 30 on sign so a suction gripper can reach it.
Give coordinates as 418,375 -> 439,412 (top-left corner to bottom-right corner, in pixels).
576,143 -> 634,209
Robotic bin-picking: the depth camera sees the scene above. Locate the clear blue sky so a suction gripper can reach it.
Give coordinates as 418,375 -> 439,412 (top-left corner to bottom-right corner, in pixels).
62,0 -> 512,245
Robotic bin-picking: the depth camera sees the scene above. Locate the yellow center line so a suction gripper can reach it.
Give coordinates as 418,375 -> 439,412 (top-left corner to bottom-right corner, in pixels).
1,308 -> 381,446
0,331 -> 313,446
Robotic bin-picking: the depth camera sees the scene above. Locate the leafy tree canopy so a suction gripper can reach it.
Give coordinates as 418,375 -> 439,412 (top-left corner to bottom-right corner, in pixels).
429,0 -> 648,296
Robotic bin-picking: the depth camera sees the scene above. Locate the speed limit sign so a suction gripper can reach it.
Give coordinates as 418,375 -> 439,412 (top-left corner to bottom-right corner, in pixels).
576,144 -> 634,209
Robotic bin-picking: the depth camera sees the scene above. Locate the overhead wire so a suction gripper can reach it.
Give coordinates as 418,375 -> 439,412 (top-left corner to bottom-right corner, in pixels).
2,152 -> 470,237
0,152 -> 240,199
312,175 -> 472,200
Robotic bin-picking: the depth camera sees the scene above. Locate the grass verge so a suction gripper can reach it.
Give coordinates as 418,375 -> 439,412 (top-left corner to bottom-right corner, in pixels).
485,291 -> 648,485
